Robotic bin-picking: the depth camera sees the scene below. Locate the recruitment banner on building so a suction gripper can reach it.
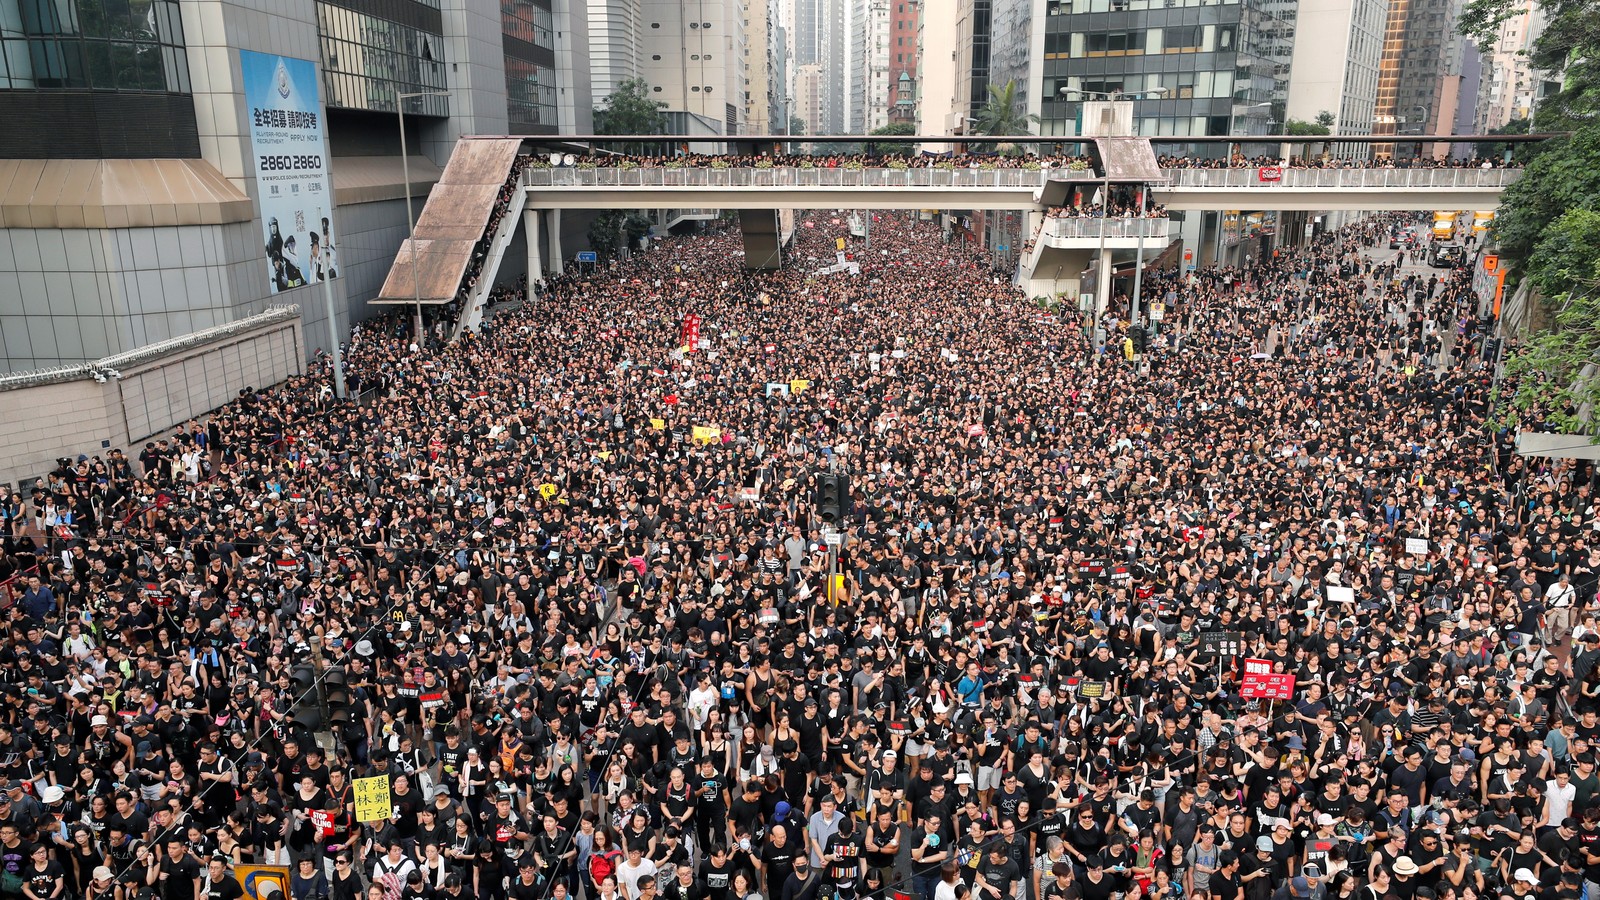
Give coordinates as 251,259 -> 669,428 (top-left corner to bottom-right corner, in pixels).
242,50 -> 336,294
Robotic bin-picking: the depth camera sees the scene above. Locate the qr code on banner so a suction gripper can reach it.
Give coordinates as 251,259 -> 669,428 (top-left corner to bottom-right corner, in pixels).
296,211 -> 306,232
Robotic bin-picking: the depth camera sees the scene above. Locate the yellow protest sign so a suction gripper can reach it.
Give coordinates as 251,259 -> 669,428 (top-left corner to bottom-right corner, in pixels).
692,426 -> 722,445
597,451 -> 613,461
353,775 -> 392,823
538,483 -> 558,499
650,418 -> 666,430
790,379 -> 811,394
836,237 -> 846,251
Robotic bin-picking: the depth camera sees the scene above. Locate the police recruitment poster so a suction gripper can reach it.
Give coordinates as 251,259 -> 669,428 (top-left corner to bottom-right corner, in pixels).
242,51 -> 337,294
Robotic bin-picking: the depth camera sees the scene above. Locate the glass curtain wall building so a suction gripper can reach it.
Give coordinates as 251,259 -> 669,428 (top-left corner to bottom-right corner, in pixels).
0,0 -> 195,157
1037,0 -> 1296,153
502,0 -> 558,131
317,0 -> 448,117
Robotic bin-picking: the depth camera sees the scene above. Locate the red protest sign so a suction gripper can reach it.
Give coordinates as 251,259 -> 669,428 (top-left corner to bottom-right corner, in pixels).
1257,166 -> 1283,182
1239,657 -> 1296,700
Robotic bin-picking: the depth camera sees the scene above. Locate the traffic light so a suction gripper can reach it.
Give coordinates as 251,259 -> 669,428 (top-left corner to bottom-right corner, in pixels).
289,664 -> 323,732
816,473 -> 849,523
1131,326 -> 1148,353
1481,337 -> 1502,363
323,665 -> 354,739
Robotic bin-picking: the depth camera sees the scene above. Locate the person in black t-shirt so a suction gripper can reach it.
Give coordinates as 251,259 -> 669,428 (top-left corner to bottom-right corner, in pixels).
759,825 -> 800,897
19,844 -> 61,900
862,808 -> 899,884
1210,852 -> 1242,900
202,858 -> 244,900
700,845 -> 736,900
148,840 -> 200,900
977,845 -> 1020,900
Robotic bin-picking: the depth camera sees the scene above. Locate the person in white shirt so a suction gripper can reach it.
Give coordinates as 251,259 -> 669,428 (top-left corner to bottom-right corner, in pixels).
687,679 -> 719,730
1546,573 -> 1577,644
616,846 -> 657,900
1544,769 -> 1577,827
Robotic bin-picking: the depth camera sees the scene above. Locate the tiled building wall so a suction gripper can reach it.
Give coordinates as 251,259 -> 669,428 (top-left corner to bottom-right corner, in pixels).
0,221 -> 262,372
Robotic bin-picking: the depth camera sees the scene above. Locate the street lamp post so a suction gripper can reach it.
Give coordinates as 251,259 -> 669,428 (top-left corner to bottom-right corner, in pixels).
1057,87 -> 1166,349
397,89 -> 450,349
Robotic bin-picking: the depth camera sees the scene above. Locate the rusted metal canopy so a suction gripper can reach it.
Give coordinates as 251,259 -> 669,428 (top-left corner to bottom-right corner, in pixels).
375,137 -> 523,304
377,238 -> 474,305
1096,137 -> 1164,183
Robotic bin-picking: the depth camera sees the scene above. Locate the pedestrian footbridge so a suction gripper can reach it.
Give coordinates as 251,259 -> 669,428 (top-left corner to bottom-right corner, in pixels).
524,164 -> 1515,213
372,135 -> 1520,336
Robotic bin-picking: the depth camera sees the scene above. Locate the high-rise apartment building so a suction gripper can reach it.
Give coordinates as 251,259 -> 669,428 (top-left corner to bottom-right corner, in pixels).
794,0 -> 847,132
1287,0 -> 1388,155
847,0 -> 894,132
888,0 -> 921,123
0,0 -> 591,374
1374,0 -> 1470,158
1472,0 -> 1552,132
987,0 -> 1041,120
774,23 -> 790,132
795,62 -> 824,135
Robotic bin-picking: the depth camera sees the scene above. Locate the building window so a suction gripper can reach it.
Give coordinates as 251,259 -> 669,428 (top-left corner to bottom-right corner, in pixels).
1086,30 -> 1144,55
501,0 -> 553,47
505,56 -> 556,128
1162,25 -> 1201,51
317,3 -> 447,114
0,0 -> 192,92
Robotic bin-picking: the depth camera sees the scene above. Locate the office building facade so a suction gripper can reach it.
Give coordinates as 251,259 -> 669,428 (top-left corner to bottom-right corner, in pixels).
954,0 -> 993,123
1036,0 -> 1298,146
1286,0 -> 1387,154
1374,0 -> 1469,158
0,0 -> 591,374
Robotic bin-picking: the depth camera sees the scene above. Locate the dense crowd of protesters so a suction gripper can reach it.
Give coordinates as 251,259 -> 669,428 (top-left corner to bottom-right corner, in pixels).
1154,155 -> 1522,170
459,157 -> 536,307
540,152 -> 1522,171
0,205 -> 1586,900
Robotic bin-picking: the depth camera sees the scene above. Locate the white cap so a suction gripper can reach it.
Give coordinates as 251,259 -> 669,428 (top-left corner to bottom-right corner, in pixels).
1514,869 -> 1538,885
1317,813 -> 1336,826
91,715 -> 109,727
955,772 -> 974,785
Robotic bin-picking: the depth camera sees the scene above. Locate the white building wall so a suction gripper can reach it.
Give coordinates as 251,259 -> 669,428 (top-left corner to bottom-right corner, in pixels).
1287,0 -> 1386,158
589,0 -> 644,104
916,0 -> 961,150
640,0 -> 746,131
746,0 -> 774,131
554,0 -> 596,133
